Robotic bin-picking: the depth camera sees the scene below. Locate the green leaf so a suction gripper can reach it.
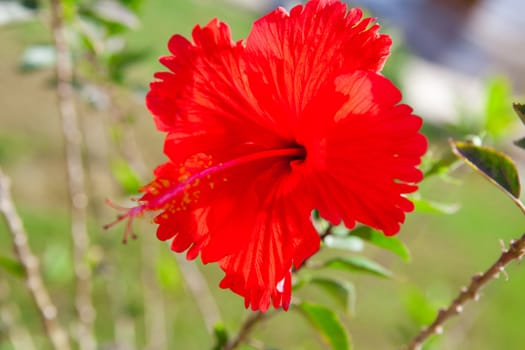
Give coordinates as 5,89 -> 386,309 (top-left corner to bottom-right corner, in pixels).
0,256 -> 25,278
211,323 -> 229,350
296,302 -> 350,350
118,0 -> 144,13
324,235 -> 364,252
309,278 -> 356,314
111,159 -> 141,194
422,151 -> 459,178
484,77 -> 514,137
94,1 -> 139,28
513,103 -> 525,125
107,49 -> 148,84
514,137 -> 525,150
403,287 -> 439,326
348,226 -> 410,262
323,256 -> 392,279
451,141 -> 521,199
60,0 -> 78,22
412,197 -> 460,215
513,103 -> 525,149
18,0 -> 40,10
79,1 -> 139,35
43,244 -> 73,283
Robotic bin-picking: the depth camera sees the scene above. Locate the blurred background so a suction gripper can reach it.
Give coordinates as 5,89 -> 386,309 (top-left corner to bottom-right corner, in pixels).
1,0 -> 525,349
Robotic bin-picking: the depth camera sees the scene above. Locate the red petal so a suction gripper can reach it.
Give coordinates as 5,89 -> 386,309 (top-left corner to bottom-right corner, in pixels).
137,0 -> 428,312
245,1 -> 391,122
218,195 -> 319,311
297,71 -> 427,235
146,19 -> 289,166
144,153 -> 320,311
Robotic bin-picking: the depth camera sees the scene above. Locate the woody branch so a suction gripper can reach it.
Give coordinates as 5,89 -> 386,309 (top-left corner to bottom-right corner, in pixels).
0,169 -> 71,350
224,311 -> 267,350
405,233 -> 525,350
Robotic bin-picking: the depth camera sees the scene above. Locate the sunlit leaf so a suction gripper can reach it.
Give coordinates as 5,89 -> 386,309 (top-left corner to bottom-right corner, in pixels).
0,256 -> 25,278
79,0 -> 139,35
451,141 -> 521,199
330,223 -> 351,236
76,17 -> 105,55
412,197 -> 460,215
212,323 -> 229,350
296,302 -> 351,350
19,45 -> 55,71
513,103 -> 525,125
324,235 -> 364,252
95,0 -> 139,28
309,278 -> 356,314
323,256 -> 392,278
60,0 -> 80,22
349,226 -> 410,262
118,0 -> 144,13
484,77 -> 514,137
111,159 -> 141,194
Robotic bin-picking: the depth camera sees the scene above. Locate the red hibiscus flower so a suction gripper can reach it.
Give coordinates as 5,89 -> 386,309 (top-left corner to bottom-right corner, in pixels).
108,0 -> 427,312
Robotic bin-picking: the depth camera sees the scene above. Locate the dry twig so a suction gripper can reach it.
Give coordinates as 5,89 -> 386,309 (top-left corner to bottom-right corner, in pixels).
0,169 -> 71,350
49,0 -> 95,348
0,279 -> 38,350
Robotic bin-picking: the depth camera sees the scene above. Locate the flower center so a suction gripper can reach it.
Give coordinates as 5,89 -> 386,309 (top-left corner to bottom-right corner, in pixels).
156,145 -> 306,208
105,145 -> 306,242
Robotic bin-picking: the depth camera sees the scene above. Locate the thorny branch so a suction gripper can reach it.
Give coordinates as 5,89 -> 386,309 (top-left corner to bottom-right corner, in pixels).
405,233 -> 525,350
0,169 -> 71,350
49,0 -> 95,349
